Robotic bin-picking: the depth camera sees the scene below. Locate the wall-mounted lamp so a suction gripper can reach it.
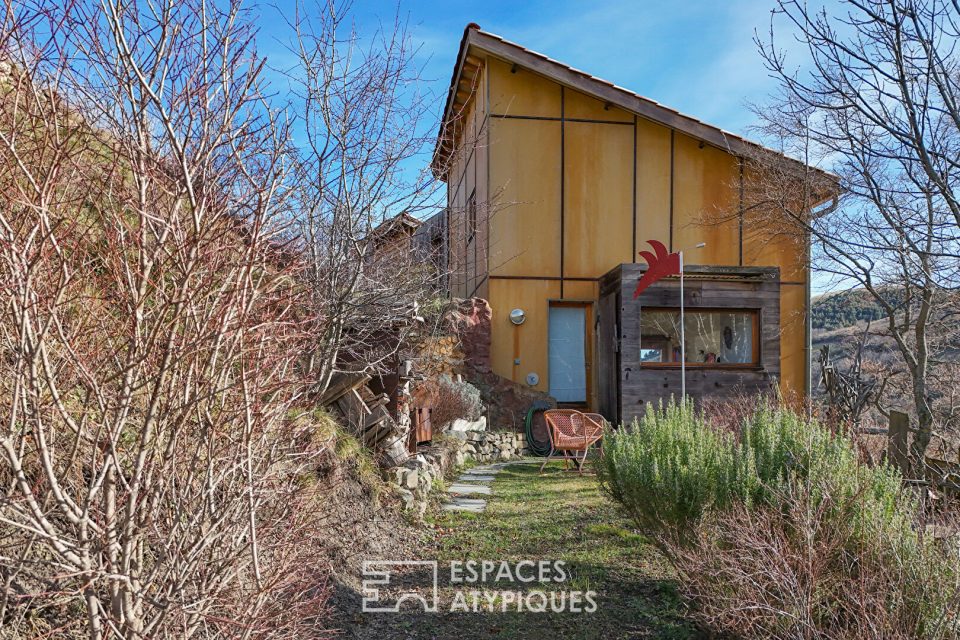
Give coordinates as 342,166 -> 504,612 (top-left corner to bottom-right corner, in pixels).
509,308 -> 526,325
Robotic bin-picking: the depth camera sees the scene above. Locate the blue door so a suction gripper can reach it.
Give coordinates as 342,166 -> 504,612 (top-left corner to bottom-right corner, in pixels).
549,305 -> 587,403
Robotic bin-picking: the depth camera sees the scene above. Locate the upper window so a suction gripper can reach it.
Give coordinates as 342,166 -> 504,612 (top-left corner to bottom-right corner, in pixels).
467,189 -> 477,242
640,308 -> 759,366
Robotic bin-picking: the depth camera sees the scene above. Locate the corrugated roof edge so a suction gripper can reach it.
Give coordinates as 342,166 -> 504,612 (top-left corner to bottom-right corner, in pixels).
431,23 -> 838,194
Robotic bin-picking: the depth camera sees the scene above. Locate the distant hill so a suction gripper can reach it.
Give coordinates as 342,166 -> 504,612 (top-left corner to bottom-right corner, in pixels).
812,288 -> 901,330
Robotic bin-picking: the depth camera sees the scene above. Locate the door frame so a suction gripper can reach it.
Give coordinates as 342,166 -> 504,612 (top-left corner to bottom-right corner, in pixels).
547,300 -> 594,409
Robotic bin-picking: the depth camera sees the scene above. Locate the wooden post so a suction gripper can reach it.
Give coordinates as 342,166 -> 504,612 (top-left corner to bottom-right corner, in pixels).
888,410 -> 910,475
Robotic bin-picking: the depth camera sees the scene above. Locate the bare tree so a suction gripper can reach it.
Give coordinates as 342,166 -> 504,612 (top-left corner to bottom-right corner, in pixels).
739,0 -> 960,473
0,2 -> 332,638
284,1 -> 447,396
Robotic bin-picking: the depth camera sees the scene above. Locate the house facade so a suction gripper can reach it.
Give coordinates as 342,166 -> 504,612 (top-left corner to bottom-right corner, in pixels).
432,24 -> 832,422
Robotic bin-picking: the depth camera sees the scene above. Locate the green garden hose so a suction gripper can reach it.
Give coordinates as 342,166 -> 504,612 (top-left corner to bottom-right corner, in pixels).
524,402 -> 553,457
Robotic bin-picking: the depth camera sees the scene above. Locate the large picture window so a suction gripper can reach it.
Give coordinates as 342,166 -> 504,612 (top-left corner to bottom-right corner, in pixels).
640,308 -> 759,367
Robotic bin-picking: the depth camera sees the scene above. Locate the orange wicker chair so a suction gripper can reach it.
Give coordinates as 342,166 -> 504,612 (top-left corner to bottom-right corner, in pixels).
540,409 -> 605,474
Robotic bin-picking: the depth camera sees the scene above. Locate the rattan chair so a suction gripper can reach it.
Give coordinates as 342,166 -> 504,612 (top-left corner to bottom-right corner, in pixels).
540,409 -> 605,474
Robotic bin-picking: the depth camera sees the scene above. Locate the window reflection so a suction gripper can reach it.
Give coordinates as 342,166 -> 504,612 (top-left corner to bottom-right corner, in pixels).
640,309 -> 756,365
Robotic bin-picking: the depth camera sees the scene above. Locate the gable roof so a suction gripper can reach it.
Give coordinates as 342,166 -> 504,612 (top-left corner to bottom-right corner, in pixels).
432,24 -> 835,189
369,211 -> 421,245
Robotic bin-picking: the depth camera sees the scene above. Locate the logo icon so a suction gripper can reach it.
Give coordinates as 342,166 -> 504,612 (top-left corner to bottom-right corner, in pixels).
361,561 -> 439,613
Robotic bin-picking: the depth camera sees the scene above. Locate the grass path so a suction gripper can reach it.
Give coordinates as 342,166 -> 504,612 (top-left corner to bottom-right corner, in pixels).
344,461 -> 703,639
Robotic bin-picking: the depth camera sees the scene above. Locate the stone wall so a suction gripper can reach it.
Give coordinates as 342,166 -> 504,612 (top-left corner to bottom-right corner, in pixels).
387,430 -> 531,518
387,443 -> 459,518
452,430 -> 529,463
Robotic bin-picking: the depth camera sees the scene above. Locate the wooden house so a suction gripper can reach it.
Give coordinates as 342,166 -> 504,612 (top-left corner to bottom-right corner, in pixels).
367,212 -> 422,265
432,24 -> 835,423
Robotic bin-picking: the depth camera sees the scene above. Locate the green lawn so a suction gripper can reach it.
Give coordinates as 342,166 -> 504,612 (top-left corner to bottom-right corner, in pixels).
426,462 -> 702,639
342,461 -> 702,639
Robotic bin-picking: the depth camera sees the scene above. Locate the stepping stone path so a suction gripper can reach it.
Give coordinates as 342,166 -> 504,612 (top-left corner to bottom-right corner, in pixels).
443,459 -> 541,513
442,462 -> 509,513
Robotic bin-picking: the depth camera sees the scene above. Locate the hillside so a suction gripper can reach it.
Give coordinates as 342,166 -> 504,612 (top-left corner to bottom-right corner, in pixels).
812,288 -> 902,331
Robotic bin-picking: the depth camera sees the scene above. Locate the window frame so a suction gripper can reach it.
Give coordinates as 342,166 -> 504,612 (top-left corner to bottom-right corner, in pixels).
638,306 -> 761,369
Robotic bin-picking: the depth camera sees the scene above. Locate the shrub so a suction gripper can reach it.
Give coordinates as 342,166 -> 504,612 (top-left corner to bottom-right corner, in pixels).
673,484 -> 956,639
599,401 -> 738,539
599,400 -> 911,541
423,374 -> 484,429
598,399 -> 960,638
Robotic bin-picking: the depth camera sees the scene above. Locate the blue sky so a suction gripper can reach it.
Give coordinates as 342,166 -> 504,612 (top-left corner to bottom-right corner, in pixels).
259,0 -> 807,140
411,0 -> 784,137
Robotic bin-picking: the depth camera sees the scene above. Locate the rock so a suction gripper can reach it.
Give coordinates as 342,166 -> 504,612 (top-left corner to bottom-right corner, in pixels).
453,298 -> 492,374
449,417 -> 487,433
404,469 -> 419,490
419,470 -> 433,490
390,484 -> 415,510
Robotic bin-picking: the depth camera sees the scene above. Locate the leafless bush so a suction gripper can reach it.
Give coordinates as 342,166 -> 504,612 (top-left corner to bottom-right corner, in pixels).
671,483 -> 959,639
0,2 -> 335,637
287,1 -> 447,395
418,375 -> 484,430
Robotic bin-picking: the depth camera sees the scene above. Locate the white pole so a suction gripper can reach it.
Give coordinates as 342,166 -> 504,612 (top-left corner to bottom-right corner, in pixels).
680,250 -> 685,404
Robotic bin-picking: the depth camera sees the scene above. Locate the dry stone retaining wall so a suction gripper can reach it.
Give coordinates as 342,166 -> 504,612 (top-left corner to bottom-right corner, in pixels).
387,430 -> 531,518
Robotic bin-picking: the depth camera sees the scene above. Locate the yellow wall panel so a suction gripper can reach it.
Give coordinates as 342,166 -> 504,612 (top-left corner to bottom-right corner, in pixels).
741,164 -> 810,283
635,119 -> 672,252
565,88 -> 633,122
672,134 -> 740,265
744,229 -> 809,284
560,280 -> 597,300
473,113 -> 490,290
488,58 -> 561,118
779,283 -> 808,398
488,278 -> 561,392
563,122 -> 634,277
489,118 -> 562,277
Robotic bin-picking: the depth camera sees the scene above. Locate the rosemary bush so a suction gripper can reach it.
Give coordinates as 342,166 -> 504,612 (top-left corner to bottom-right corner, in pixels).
598,399 -> 958,638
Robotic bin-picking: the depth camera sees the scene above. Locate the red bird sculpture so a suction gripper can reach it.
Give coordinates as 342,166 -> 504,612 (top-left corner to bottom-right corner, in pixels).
633,239 -> 681,298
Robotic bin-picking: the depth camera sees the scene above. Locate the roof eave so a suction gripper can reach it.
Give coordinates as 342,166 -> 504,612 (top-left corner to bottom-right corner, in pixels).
430,24 -> 481,180
431,26 -> 839,188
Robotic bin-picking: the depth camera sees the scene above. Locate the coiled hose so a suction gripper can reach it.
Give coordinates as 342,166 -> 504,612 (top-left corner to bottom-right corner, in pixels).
524,401 -> 553,457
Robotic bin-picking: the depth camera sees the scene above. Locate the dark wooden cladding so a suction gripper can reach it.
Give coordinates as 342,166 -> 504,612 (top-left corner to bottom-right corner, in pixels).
598,263 -> 781,425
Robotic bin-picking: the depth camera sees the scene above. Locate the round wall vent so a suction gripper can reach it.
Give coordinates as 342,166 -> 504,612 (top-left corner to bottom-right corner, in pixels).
525,372 -> 539,386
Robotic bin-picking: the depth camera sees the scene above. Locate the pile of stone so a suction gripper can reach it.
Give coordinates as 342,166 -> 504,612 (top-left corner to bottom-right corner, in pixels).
445,416 -> 530,462
459,430 -> 528,463
388,444 -> 459,519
